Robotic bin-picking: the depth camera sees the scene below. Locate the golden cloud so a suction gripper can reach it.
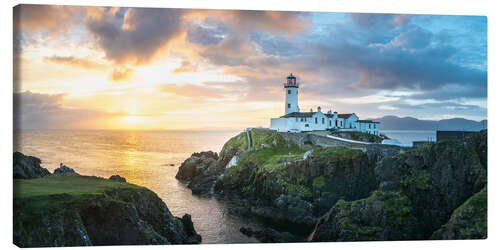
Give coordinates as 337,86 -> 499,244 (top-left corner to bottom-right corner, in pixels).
43,55 -> 107,70
109,67 -> 134,82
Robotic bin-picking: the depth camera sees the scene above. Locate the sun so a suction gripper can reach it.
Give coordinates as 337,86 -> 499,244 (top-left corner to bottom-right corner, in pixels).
122,115 -> 145,124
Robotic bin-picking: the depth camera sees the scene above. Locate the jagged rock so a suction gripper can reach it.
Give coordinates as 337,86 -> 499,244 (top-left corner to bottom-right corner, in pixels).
13,152 -> 50,179
181,214 -> 202,243
54,165 -> 77,175
176,151 -> 224,196
109,175 -> 126,182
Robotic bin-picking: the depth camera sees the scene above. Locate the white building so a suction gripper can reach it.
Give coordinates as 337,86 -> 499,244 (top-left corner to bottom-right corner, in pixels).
270,73 -> 380,135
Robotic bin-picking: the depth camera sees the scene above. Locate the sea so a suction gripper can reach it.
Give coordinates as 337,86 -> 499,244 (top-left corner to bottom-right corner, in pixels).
13,129 -> 436,244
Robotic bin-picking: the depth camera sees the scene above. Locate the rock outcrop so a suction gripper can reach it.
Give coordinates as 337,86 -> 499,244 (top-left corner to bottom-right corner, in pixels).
14,174 -> 201,247
312,130 -> 487,242
13,152 -> 51,179
175,151 -> 222,195
54,165 -> 77,175
109,175 -> 127,182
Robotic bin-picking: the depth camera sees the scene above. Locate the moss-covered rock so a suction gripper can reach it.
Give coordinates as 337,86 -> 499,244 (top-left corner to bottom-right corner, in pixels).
312,190 -> 420,241
309,147 -> 377,215
431,187 -> 487,240
312,130 -> 487,241
218,132 -> 248,167
14,175 -> 201,247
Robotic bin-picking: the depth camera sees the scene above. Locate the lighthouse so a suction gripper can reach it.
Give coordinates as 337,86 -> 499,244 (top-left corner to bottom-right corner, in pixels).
284,73 -> 300,114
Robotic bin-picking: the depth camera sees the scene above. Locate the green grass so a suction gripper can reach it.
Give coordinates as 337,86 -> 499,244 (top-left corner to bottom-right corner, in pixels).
14,175 -> 146,214
220,132 -> 249,155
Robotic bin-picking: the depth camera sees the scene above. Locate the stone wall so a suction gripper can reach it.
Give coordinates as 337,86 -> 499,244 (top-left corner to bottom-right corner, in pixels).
279,131 -> 407,154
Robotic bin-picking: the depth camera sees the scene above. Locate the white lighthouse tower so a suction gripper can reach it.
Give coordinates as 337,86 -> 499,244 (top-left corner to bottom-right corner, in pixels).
284,73 -> 300,114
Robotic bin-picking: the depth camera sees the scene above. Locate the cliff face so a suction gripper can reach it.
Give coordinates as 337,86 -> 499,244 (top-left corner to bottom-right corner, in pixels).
208,129 -> 384,234
14,174 -> 201,247
431,187 -> 487,240
312,130 -> 487,241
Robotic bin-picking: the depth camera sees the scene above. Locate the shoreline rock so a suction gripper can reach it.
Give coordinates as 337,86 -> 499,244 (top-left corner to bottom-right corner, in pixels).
175,151 -> 223,196
54,165 -> 77,175
13,152 -> 50,179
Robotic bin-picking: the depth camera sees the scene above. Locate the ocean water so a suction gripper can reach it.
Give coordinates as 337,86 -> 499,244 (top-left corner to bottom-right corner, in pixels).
13,129 -> 262,244
381,130 -> 436,145
13,129 -> 436,243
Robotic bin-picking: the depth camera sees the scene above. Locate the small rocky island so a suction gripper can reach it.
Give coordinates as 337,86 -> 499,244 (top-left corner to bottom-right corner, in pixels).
176,128 -> 487,242
13,152 -> 201,247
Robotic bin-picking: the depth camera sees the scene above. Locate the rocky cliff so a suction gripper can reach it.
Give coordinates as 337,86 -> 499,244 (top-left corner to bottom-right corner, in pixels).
312,130 -> 487,241
13,153 -> 201,247
177,129 -> 487,242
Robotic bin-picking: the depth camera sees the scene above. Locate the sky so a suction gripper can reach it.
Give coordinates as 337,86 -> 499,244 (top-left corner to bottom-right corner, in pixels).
13,5 -> 487,130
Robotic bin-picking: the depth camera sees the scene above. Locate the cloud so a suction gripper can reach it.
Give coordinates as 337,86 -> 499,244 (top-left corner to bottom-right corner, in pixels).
351,13 -> 411,28
373,26 -> 433,50
87,8 -> 185,65
109,67 -> 134,82
13,5 -> 82,33
186,10 -> 312,35
43,55 -> 107,70
159,82 -> 247,100
172,60 -> 199,73
14,91 -> 118,129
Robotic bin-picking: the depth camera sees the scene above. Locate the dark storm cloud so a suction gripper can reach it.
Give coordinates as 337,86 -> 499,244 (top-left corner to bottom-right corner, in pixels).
186,19 -> 228,45
87,8 -> 185,64
14,91 -> 118,130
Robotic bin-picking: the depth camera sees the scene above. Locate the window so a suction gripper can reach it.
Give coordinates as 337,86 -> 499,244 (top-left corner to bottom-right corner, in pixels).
322,118 -> 325,124
335,120 -> 338,127
288,103 -> 291,108
305,124 -> 309,127
288,90 -> 291,94
315,118 -> 318,124
329,120 -> 331,126
369,124 -> 371,129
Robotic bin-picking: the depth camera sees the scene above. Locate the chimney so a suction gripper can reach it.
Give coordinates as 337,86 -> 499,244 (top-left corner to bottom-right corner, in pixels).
327,110 -> 332,115
317,106 -> 321,112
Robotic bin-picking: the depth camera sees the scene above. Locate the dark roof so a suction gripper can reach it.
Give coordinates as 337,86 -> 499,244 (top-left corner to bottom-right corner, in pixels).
337,113 -> 353,119
281,112 -> 314,118
325,113 -> 334,118
358,120 -> 380,123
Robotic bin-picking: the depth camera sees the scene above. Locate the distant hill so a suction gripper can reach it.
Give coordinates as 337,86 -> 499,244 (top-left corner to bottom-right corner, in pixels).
372,116 -> 487,131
